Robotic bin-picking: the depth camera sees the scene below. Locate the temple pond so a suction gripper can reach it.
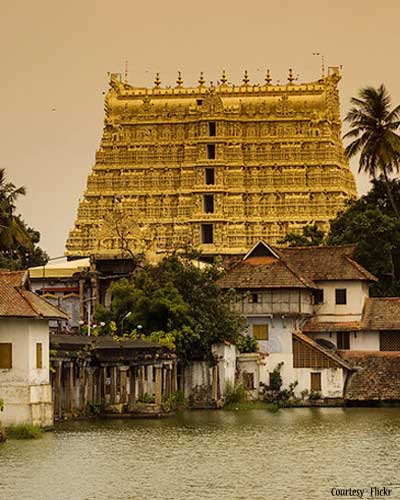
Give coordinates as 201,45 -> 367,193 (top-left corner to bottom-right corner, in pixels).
1,408 -> 400,500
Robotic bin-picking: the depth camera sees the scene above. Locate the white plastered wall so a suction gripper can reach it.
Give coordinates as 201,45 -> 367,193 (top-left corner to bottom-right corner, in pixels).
0,317 -> 53,427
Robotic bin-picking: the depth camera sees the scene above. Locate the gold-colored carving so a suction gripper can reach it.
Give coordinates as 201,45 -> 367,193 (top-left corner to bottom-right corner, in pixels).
66,67 -> 357,258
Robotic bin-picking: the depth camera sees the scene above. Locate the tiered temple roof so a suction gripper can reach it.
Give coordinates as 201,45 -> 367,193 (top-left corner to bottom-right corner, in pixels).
66,68 -> 357,258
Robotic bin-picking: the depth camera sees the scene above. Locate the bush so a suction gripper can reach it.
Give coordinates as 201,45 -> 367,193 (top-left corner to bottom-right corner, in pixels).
224,382 -> 246,406
236,335 -> 259,353
137,393 -> 155,404
309,390 -> 322,401
6,424 -> 43,440
269,362 -> 284,391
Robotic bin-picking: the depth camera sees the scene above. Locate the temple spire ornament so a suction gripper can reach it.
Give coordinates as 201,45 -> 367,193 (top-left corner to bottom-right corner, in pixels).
176,71 -> 183,87
288,68 -> 295,84
154,72 -> 161,88
198,71 -> 205,86
220,69 -> 227,84
265,69 -> 272,85
243,70 -> 250,85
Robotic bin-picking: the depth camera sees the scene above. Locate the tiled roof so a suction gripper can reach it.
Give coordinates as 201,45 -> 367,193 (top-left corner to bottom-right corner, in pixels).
302,321 -> 362,333
361,298 -> 400,331
280,245 -> 377,282
0,270 -> 28,287
0,271 -> 68,320
293,330 -> 353,370
341,351 -> 400,400
218,241 -> 377,290
217,256 -> 317,289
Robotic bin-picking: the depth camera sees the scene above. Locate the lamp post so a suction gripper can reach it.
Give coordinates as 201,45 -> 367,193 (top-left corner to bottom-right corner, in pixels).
120,311 -> 132,335
81,296 -> 96,336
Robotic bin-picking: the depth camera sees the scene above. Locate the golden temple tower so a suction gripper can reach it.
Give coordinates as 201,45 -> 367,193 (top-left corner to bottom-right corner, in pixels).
66,67 -> 356,259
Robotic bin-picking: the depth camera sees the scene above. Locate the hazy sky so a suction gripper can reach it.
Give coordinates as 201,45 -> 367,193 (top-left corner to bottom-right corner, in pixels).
2,0 -> 400,258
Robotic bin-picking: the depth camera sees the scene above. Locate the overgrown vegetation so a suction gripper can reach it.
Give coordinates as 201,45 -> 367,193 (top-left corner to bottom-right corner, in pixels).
6,424 -> 43,440
236,334 -> 259,353
0,169 -> 48,269
224,382 -> 247,407
94,255 -> 245,362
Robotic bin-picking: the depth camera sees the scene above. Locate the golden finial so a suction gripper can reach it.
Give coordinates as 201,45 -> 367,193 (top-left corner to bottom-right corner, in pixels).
221,69 -> 227,84
176,71 -> 183,87
154,72 -> 161,88
288,68 -> 295,84
198,71 -> 205,86
265,69 -> 272,85
243,70 -> 250,85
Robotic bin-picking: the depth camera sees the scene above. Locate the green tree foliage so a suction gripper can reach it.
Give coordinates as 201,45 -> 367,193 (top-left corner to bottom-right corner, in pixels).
95,256 -> 245,362
343,84 -> 400,216
279,223 -> 325,247
0,169 -> 48,269
327,178 -> 400,296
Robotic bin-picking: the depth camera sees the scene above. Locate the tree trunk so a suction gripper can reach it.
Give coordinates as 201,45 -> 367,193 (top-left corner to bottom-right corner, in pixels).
382,168 -> 400,219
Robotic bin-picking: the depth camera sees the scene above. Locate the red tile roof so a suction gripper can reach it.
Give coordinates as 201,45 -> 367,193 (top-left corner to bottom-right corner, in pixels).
361,298 -> 400,331
0,271 -> 68,320
341,351 -> 400,400
280,245 -> 377,282
302,321 -> 362,333
218,241 -> 377,290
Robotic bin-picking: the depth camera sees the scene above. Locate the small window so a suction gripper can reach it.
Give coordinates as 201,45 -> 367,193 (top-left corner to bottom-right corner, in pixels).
310,372 -> 321,391
208,122 -> 216,136
335,289 -> 347,305
196,99 -> 203,106
0,343 -> 12,369
152,366 -> 156,383
249,293 -> 259,304
36,343 -> 43,369
207,144 -> 216,159
253,324 -> 269,340
201,224 -> 214,244
203,195 -> 214,213
313,289 -> 324,305
337,332 -> 350,350
205,168 -> 215,185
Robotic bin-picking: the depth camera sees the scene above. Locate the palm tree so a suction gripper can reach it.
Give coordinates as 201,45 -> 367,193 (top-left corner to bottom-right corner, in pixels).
0,169 -> 32,268
343,84 -> 400,217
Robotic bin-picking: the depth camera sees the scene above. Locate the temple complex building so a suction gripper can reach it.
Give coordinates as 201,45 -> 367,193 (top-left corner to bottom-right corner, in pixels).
66,67 -> 356,259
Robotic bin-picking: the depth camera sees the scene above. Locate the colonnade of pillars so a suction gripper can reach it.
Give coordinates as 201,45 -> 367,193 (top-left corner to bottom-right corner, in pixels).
52,359 -> 178,419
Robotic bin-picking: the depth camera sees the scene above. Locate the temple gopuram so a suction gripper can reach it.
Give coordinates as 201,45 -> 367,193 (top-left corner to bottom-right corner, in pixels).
66,67 -> 356,259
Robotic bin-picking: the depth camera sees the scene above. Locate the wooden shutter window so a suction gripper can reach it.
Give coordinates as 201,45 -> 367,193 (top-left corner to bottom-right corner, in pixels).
253,324 -> 269,340
337,332 -> 350,350
310,372 -> 322,392
36,343 -> 43,369
0,343 -> 12,369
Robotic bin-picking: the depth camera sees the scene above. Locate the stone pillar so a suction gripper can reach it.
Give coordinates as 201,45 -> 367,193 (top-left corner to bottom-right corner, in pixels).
138,366 -> 145,400
211,365 -> 219,402
165,367 -> 171,399
53,360 -> 63,419
110,366 -> 118,404
100,366 -> 107,404
155,365 -> 162,405
129,366 -> 136,405
66,362 -> 74,412
86,367 -> 95,406
119,366 -> 129,405
172,361 -> 178,393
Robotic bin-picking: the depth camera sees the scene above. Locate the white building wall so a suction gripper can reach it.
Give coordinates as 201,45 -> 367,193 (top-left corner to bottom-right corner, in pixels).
264,353 -> 345,399
0,318 -> 53,427
313,280 -> 369,322
307,330 -> 380,351
212,343 -> 236,396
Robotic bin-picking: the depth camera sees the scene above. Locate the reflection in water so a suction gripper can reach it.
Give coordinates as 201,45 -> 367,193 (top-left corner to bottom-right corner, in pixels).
1,408 -> 400,500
